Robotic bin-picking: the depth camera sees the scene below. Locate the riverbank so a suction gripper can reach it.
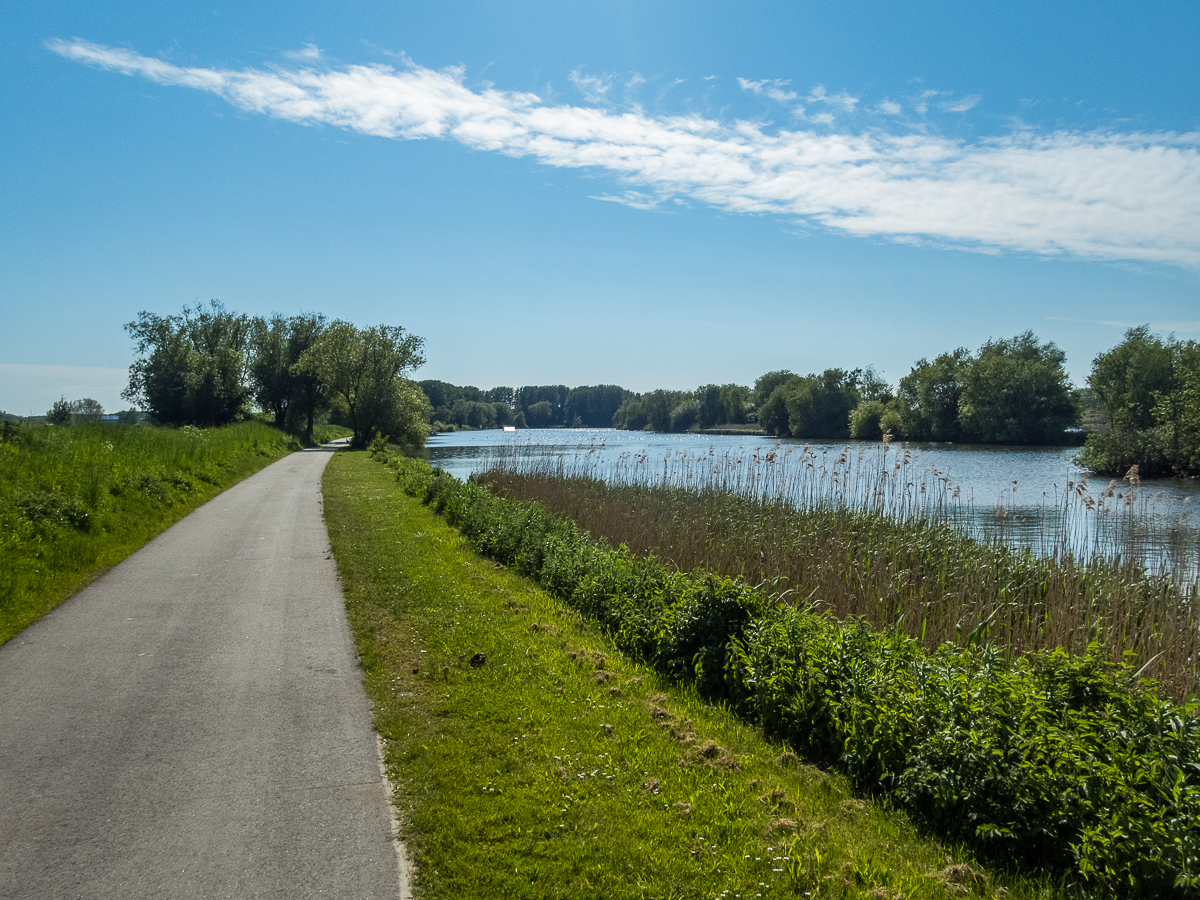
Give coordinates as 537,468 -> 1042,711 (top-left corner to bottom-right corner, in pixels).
322,449 -> 1055,899
375,450 -> 1199,896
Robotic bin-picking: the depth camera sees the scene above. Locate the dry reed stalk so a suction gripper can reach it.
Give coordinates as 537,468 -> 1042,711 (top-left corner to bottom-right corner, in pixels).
475,439 -> 1200,703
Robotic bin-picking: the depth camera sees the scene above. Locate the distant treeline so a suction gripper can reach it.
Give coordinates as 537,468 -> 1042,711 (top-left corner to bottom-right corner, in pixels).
420,382 -> 632,431
423,328 -> 1200,476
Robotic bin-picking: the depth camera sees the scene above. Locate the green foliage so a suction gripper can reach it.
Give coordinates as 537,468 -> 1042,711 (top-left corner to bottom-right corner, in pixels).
896,335 -> 1078,445
899,349 -> 971,442
296,321 -> 428,448
563,384 -> 631,427
525,400 -> 555,428
758,380 -> 798,436
248,312 -> 329,435
46,397 -> 72,425
375,453 -> 1200,897
669,397 -> 701,432
124,300 -> 255,427
1079,327 -> 1200,476
958,332 -> 1079,444
754,370 -> 799,409
783,369 -> 862,439
849,399 -> 888,440
69,398 -> 104,423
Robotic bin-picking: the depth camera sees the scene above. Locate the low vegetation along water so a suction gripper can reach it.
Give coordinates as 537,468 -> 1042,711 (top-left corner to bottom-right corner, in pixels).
426,428 -> 1200,581
380,447 -> 1199,897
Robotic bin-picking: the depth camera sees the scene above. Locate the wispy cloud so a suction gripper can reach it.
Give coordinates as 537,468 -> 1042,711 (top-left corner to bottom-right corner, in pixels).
805,85 -> 858,111
942,93 -> 982,113
590,190 -> 663,210
569,69 -> 614,103
1046,317 -> 1200,333
48,39 -> 1200,269
285,43 -> 322,61
738,77 -> 798,104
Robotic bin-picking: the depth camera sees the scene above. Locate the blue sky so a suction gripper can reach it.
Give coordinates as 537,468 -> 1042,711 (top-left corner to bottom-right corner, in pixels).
2,1 -> 1198,416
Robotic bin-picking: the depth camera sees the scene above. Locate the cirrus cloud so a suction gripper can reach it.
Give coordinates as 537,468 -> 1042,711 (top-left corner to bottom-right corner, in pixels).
48,39 -> 1200,269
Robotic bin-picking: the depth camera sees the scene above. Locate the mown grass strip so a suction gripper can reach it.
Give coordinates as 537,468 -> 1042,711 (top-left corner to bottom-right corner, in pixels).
0,420 -> 349,644
323,449 -> 1061,900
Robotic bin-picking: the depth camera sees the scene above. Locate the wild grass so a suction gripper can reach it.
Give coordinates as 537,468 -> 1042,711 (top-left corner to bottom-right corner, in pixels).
475,441 -> 1200,704
0,420 -> 350,643
323,449 -> 1065,900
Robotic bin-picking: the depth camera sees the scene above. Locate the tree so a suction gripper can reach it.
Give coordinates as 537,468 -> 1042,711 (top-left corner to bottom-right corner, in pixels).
898,350 -> 970,442
516,385 -> 569,425
643,390 -> 680,433
849,399 -> 887,440
719,384 -> 749,425
248,314 -> 331,436
46,397 -> 72,425
564,385 -> 630,428
957,331 -> 1079,444
757,385 -> 795,437
525,401 -> 555,428
123,301 -> 253,427
611,398 -> 648,430
1089,326 -> 1177,433
69,399 -> 104,423
296,321 -> 428,448
670,398 -> 701,432
1079,327 -> 1200,476
753,370 -> 797,409
783,369 -> 861,439
249,312 -> 329,437
694,385 -> 721,429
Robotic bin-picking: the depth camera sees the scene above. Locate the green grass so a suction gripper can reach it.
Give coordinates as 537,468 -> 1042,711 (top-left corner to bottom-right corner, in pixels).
323,449 -> 1065,900
0,420 -> 350,643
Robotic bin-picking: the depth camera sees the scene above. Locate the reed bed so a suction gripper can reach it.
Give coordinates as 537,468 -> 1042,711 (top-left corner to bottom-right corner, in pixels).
475,439 -> 1200,703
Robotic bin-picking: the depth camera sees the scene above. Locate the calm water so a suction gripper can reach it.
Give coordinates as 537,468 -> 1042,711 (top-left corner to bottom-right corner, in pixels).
423,428 -> 1200,579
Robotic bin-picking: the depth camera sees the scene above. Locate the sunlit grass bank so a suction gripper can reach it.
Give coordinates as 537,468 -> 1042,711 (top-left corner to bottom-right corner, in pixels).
322,449 -> 1061,900
372,450 -> 1198,897
0,420 -> 349,643
475,444 -> 1200,704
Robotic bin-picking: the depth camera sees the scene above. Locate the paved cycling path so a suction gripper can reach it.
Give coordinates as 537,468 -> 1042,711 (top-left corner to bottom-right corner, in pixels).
0,443 -> 408,899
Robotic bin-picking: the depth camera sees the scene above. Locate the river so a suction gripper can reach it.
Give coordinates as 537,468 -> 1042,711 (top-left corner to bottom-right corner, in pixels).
422,428 -> 1200,581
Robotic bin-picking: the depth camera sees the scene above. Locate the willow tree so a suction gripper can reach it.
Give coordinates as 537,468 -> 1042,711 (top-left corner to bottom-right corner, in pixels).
296,321 -> 429,448
123,301 -> 253,427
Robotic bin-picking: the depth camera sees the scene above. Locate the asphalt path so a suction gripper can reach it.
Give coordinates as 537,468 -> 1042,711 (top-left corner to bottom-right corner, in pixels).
0,442 -> 408,899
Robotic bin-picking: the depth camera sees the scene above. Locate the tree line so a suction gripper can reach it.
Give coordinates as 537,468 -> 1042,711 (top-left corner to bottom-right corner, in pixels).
121,301 -> 429,448
69,307 -> 1197,477
420,382 -> 632,431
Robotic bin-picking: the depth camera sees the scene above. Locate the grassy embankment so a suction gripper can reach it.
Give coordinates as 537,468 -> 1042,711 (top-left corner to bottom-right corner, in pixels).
374,448 -> 1198,896
477,443 -> 1199,703
323,448 -> 1060,900
0,420 -> 349,643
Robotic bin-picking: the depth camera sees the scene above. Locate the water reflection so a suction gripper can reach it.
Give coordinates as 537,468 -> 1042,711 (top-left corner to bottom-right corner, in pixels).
422,428 -> 1200,581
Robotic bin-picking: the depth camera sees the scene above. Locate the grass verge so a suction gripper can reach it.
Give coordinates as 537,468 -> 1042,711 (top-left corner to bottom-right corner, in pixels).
323,449 -> 1062,900
0,420 -> 350,644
